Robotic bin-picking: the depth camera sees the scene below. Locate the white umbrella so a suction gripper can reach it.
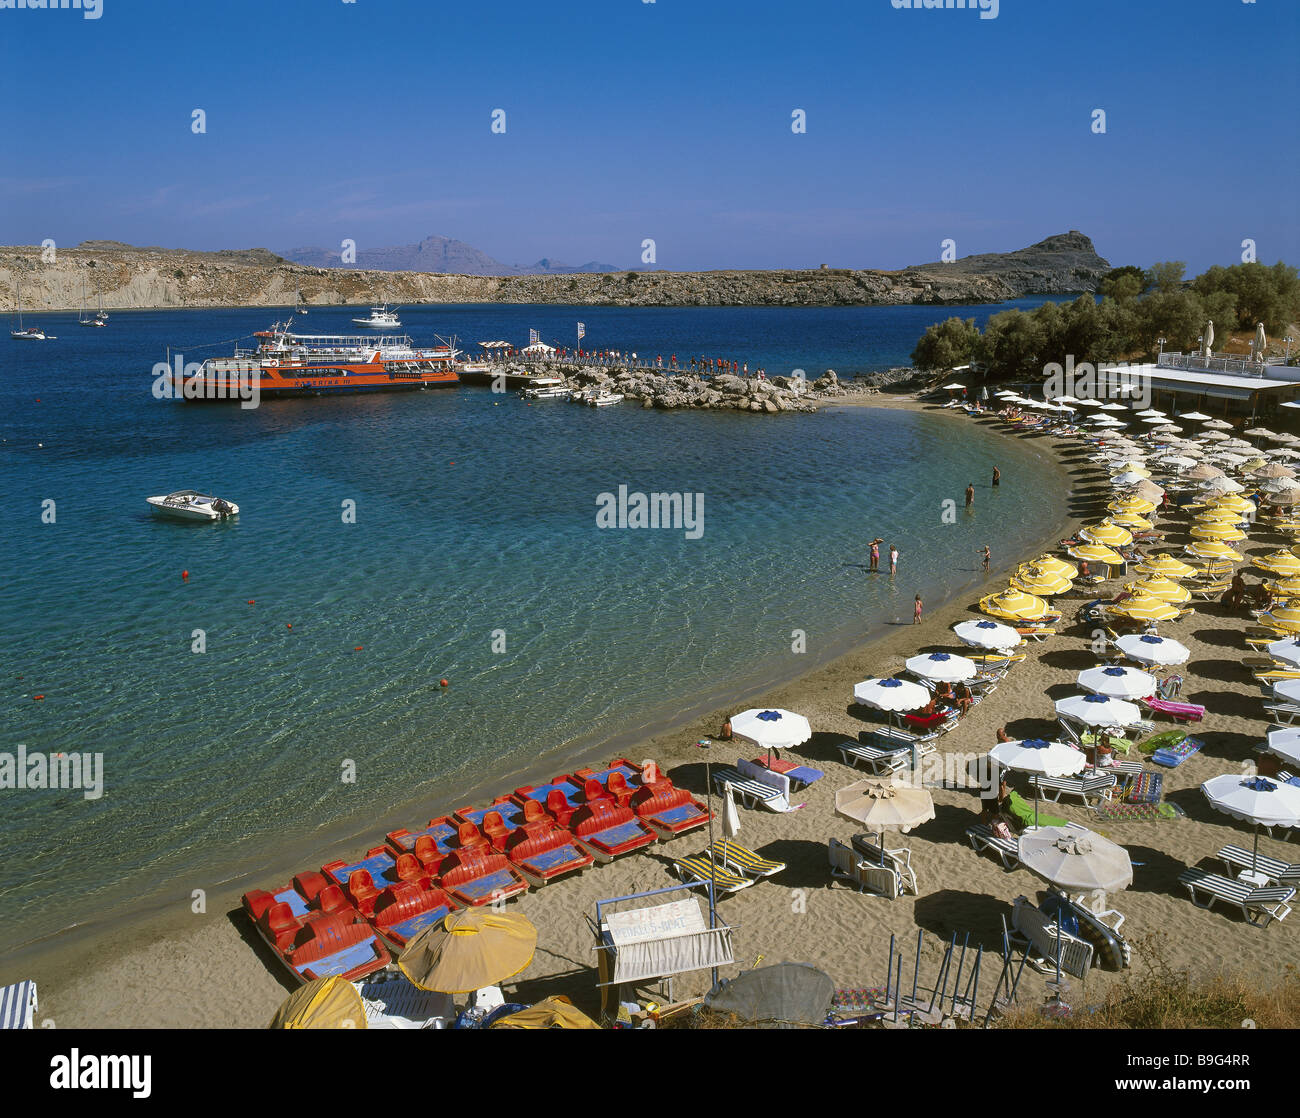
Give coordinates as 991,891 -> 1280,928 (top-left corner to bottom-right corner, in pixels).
1135,409 -> 1166,417
989,739 -> 1086,829
1076,398 -> 1103,406
1155,456 -> 1198,470
1202,773 -> 1300,875
941,383 -> 966,390
1018,826 -> 1133,894
1111,471 -> 1148,486
721,781 -> 741,839
1114,633 -> 1190,667
1266,637 -> 1300,669
1265,727 -> 1300,769
1273,679 -> 1300,705
729,708 -> 812,753
1077,664 -> 1158,700
1180,411 -> 1212,421
1054,693 -> 1143,728
1199,476 -> 1244,494
853,677 -> 930,712
905,651 -> 977,683
1099,402 -> 1128,412
953,618 -> 1021,651
1203,419 -> 1233,430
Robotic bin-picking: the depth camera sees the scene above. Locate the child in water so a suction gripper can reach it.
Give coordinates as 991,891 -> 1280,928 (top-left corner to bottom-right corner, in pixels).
913,594 -> 923,625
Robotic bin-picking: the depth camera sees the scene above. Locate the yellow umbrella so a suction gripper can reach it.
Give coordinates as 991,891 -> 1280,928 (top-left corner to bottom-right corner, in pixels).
1205,494 -> 1254,513
1190,524 -> 1247,542
1258,551 -> 1300,577
490,996 -> 601,1029
1067,543 -> 1125,567
1111,512 -> 1154,530
1266,577 -> 1300,598
1129,577 -> 1192,605
1133,553 -> 1196,580
1027,554 -> 1078,580
1109,593 -> 1180,622
399,909 -> 537,994
1187,540 -> 1244,561
979,588 -> 1052,621
1111,466 -> 1151,480
1010,564 -> 1073,596
1193,509 -> 1244,526
1080,521 -> 1134,547
1108,497 -> 1156,516
1262,607 -> 1300,633
268,976 -> 367,1030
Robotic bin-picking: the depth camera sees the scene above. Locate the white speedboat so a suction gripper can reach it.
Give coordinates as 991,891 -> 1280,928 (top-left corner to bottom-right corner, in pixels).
522,383 -> 571,399
352,304 -> 401,329
587,391 -> 624,407
10,280 -> 51,339
147,490 -> 240,522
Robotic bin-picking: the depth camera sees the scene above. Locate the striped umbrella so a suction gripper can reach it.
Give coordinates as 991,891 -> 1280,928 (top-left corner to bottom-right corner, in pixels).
1129,577 -> 1192,605
1190,524 -> 1247,542
1025,554 -> 1078,580
1186,541 -> 1244,561
1107,593 -> 1180,623
1010,564 -> 1073,597
1067,543 -> 1125,567
1262,608 -> 1300,634
1266,578 -> 1300,600
1256,552 -> 1300,577
978,589 -> 1052,621
1133,553 -> 1196,580
1080,521 -> 1134,547
1108,497 -> 1157,515
1111,512 -> 1154,530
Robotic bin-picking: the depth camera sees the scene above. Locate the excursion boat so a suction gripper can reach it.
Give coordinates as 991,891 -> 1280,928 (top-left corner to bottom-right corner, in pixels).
351,303 -> 401,329
171,321 -> 461,401
146,490 -> 239,521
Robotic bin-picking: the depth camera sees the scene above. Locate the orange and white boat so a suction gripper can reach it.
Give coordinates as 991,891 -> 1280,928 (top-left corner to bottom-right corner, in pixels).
175,320 -> 461,401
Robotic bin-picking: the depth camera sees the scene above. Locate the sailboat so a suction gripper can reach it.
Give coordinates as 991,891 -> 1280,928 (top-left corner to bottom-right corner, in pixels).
295,284 -> 308,315
94,279 -> 108,323
10,279 -> 52,340
79,276 -> 106,327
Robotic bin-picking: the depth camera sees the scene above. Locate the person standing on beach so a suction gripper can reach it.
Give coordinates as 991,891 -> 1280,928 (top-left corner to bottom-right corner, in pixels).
980,545 -> 991,571
869,539 -> 880,572
889,544 -> 899,576
965,483 -> 975,509
913,594 -> 923,625
992,466 -> 1000,488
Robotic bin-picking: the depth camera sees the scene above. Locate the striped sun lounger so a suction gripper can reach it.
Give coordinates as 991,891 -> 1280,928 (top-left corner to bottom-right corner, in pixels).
966,824 -> 1021,871
1033,772 -> 1117,806
1216,845 -> 1300,887
710,839 -> 786,878
711,768 -> 783,810
1178,867 -> 1295,927
0,980 -> 36,1030
672,854 -> 754,894
836,738 -> 910,775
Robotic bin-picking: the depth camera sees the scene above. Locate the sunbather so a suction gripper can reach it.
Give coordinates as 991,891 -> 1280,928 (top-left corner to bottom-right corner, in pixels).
954,681 -> 974,716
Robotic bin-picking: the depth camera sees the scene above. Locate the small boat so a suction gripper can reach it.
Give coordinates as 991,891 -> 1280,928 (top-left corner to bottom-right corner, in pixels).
521,381 -> 570,399
295,284 -> 308,315
351,303 -> 401,329
9,280 -> 51,340
587,391 -> 624,407
78,277 -> 106,327
146,490 -> 239,521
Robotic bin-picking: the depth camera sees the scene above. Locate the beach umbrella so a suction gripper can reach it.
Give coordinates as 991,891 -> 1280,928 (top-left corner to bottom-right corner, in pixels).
1267,578 -> 1300,601
1265,726 -> 1300,769
721,780 -> 741,839
1141,416 -> 1172,426
1111,512 -> 1154,531
1067,543 -> 1125,568
1078,664 -> 1157,700
1114,632 -> 1190,667
1180,411 -> 1212,421
1134,553 -> 1195,580
1266,637 -> 1300,669
1253,462 -> 1296,479
1129,577 -> 1191,605
989,739 -> 1086,829
1201,773 -> 1300,875
1135,408 -> 1166,417
1010,564 -> 1073,597
1186,540 -> 1244,561
1132,481 -> 1167,503
853,676 -> 930,713
905,650 -> 977,683
1263,608 -> 1300,635
399,910 -> 537,994
1189,524 -> 1247,542
1098,402 -> 1128,412
1026,554 -> 1078,580
1018,826 -> 1133,895
729,708 -> 812,754
1109,497 -> 1156,515
941,382 -> 966,391
1076,398 -> 1104,407
490,997 -> 600,1029
1194,507 -> 1245,524
1080,521 -> 1134,547
1256,551 -> 1300,577
834,779 -> 935,866
1155,455 -> 1198,470
1203,419 -> 1234,431
1205,493 -> 1254,513
1055,693 -> 1143,728
1107,592 -> 1181,623
269,976 -> 367,1030
1111,469 -> 1151,485
978,588 -> 1052,621
1199,477 -> 1245,495
1199,430 -> 1231,443
953,618 -> 1021,651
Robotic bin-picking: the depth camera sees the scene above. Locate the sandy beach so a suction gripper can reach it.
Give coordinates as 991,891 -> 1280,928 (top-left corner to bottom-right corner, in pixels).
16,394 -> 1297,1028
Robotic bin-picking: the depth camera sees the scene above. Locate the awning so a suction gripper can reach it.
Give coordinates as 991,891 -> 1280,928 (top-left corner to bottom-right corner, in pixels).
597,898 -> 734,986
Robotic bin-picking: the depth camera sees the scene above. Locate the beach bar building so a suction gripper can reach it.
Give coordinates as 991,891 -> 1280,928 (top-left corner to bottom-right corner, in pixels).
1114,352 -> 1300,421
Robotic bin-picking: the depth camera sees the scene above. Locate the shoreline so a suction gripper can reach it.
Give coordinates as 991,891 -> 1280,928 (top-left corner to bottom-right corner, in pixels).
8,393 -> 1101,1025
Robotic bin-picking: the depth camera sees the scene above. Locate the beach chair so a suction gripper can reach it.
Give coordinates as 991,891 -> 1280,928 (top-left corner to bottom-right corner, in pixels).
1263,702 -> 1300,726
1006,790 -> 1068,830
1033,771 -> 1117,806
1010,896 -> 1094,978
1254,670 -> 1300,685
711,839 -> 786,878
902,707 -> 959,737
828,838 -> 900,898
1138,695 -> 1206,723
1216,845 -> 1300,887
672,853 -> 754,895
0,980 -> 37,1030
1016,626 -> 1058,642
850,834 -> 918,895
1177,867 -> 1295,927
711,767 -> 784,811
1190,580 -> 1231,601
835,738 -> 910,776
747,756 -> 824,789
355,971 -> 455,1030
966,823 -> 1021,870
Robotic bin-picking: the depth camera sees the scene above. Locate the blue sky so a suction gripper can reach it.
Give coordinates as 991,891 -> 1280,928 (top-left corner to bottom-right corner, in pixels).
1,0 -> 1296,273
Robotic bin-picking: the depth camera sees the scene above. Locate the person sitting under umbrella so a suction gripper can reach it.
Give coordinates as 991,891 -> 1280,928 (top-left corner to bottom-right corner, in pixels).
953,681 -> 974,716
979,774 -> 1016,837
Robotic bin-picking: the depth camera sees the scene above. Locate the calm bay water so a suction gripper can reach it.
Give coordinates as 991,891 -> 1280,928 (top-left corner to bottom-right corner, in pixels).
0,300 -> 1069,951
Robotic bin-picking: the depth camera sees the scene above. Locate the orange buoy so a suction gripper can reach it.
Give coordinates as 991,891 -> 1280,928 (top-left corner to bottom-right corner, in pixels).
354,646 -> 363,652
33,694 -> 44,701
248,599 -> 255,605
439,678 -> 449,687
182,570 -> 189,580
287,623 -> 293,629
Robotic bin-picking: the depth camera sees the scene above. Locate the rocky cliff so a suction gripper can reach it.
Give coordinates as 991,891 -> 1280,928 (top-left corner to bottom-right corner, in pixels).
1,233 -> 1106,313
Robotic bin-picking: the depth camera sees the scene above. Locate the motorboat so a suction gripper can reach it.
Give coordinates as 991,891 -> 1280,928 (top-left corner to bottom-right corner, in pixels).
146,490 -> 240,521
586,391 -> 624,407
295,284 -> 308,314
522,383 -> 571,399
352,303 -> 401,329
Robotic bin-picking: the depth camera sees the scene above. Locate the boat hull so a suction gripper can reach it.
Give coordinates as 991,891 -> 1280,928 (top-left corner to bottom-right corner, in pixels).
174,362 -> 459,402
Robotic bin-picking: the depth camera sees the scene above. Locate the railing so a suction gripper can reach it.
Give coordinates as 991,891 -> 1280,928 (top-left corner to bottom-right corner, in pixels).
1158,351 -> 1267,377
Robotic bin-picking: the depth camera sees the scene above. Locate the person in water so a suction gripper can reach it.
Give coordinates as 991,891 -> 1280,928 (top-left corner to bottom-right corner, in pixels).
992,466 -> 1000,488
979,545 -> 991,572
913,594 -> 923,625
869,538 -> 881,572
889,544 -> 899,576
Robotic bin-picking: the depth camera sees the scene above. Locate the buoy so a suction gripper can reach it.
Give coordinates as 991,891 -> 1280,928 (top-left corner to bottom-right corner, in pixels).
248,599 -> 255,605
354,646 -> 363,652
439,678 -> 449,687
182,570 -> 189,580
287,623 -> 293,629
33,694 -> 44,701
449,461 -> 455,465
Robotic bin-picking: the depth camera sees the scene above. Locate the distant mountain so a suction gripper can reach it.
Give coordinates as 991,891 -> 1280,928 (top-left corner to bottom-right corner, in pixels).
280,234 -> 618,276
907,231 -> 1109,294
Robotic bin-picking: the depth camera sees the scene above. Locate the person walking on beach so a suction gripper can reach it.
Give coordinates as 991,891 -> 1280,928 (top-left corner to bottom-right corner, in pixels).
992,466 -> 1000,488
869,539 -> 880,572
965,483 -> 975,509
889,544 -> 899,576
913,594 -> 923,625
979,545 -> 991,572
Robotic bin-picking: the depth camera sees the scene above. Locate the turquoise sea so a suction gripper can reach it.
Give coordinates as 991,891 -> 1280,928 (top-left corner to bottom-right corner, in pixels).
0,299 -> 1072,954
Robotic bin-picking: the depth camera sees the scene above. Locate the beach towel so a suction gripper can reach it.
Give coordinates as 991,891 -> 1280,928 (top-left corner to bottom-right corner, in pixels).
737,758 -> 801,812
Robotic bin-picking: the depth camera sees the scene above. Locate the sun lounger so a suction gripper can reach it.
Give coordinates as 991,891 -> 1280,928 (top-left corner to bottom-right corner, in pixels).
966,823 -> 1021,870
1264,702 -> 1300,725
0,980 -> 37,1030
850,834 -> 918,895
1016,626 -> 1058,642
902,707 -> 959,736
569,801 -> 657,862
356,971 -> 455,1030
1190,581 -> 1231,600
1032,771 -> 1117,806
836,738 -> 910,775
1139,696 -> 1206,723
711,839 -> 786,878
711,767 -> 784,810
1011,896 -> 1095,978
1216,845 -> 1300,887
1007,790 -> 1068,830
672,853 -> 754,894
1177,867 -> 1295,927
828,838 -> 900,898
748,756 -> 824,788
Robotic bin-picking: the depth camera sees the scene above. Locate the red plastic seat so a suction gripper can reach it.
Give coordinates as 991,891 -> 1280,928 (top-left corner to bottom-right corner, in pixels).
413,834 -> 439,868
316,883 -> 349,914
481,810 -> 511,847
522,799 -> 546,825
345,870 -> 379,913
455,821 -> 487,849
582,778 -> 613,807
545,788 -> 576,827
